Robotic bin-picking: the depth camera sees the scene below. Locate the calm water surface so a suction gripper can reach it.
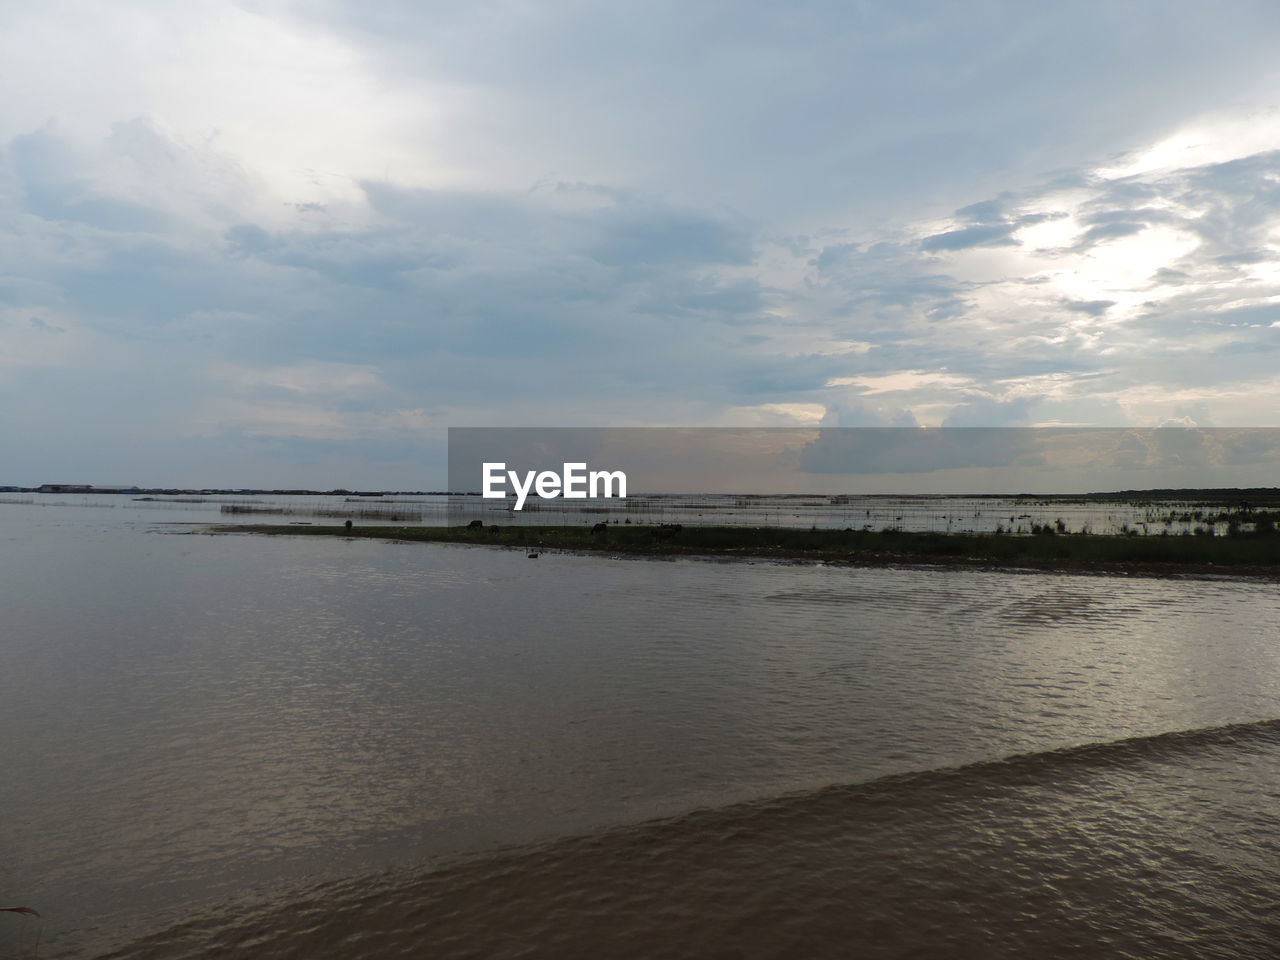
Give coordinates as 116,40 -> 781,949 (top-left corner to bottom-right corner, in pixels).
1,501 -> 1279,958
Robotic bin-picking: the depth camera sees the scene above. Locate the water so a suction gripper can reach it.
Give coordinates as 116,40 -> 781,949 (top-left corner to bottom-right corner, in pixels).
0,489 -> 1252,535
1,500 -> 1279,958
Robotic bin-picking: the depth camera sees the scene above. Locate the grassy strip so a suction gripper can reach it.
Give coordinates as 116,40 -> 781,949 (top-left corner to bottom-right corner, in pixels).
217,523 -> 1280,574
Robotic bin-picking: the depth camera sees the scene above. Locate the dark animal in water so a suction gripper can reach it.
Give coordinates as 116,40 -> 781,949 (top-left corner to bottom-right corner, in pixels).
652,523 -> 683,541
591,522 -> 608,534
344,519 -> 352,531
527,552 -> 539,559
467,519 -> 484,528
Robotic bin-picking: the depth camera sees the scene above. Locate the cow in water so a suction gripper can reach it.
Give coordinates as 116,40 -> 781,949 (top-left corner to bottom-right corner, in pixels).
591,522 -> 608,534
652,523 -> 683,541
467,519 -> 484,529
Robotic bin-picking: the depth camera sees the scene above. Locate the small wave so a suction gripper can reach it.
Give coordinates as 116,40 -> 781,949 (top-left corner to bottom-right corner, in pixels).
93,719 -> 1280,960
808,716 -> 1280,802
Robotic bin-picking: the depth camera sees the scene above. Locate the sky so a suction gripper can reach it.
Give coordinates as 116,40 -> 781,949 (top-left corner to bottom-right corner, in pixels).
3,1 -> 1280,488
449,428 -> 1280,496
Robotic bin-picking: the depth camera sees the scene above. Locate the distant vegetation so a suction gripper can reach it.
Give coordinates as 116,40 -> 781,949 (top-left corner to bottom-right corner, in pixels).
220,519 -> 1280,576
1069,488 -> 1280,506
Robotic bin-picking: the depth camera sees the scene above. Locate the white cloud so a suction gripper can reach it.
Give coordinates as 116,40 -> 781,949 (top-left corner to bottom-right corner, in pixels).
1096,107 -> 1280,180
5,3 -> 1280,483
826,370 -> 974,395
0,1 -> 454,220
719,402 -> 827,426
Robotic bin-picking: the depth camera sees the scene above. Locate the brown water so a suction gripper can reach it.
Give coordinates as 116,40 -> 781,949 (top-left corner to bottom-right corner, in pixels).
1,502 -> 1279,958
96,722 -> 1280,960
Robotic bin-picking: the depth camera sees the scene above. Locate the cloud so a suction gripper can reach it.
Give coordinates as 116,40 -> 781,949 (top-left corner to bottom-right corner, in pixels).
1069,220 -> 1148,250
9,102 -> 1280,489
5,4 -> 1280,484
297,1 -> 1280,228
1063,299 -> 1115,316
798,427 -> 1044,476
9,124 -> 171,232
921,222 -> 1020,252
942,395 -> 1038,428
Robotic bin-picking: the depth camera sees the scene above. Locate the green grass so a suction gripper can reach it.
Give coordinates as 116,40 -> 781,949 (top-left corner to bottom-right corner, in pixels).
217,523 -> 1280,573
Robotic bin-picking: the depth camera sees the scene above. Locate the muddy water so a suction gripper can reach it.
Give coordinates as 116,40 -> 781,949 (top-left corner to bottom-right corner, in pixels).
1,505 -> 1278,958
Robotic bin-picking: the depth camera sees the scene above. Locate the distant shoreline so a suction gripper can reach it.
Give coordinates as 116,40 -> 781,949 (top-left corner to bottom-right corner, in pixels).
7,486 -> 1280,502
213,523 -> 1280,580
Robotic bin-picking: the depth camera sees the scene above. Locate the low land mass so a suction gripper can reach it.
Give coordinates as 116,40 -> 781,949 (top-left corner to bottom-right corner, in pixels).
217,523 -> 1280,579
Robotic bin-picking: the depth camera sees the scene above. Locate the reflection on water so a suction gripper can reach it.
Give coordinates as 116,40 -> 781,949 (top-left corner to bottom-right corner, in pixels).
0,503 -> 1278,958
99,722 -> 1280,960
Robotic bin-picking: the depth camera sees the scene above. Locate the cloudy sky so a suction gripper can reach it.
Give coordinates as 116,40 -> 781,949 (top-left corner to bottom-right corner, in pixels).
4,1 -> 1280,487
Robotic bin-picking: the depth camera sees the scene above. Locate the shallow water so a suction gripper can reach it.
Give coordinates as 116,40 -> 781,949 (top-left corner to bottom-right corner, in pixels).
96,723 -> 1280,960
1,502 -> 1278,958
0,489 -> 1243,535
